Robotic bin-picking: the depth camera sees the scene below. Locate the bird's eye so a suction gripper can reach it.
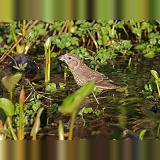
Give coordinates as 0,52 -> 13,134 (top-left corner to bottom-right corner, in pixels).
68,57 -> 72,59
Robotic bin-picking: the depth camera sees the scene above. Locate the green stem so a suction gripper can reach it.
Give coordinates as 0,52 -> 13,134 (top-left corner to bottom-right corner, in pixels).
156,80 -> 160,97
122,26 -> 129,40
7,117 -> 17,140
9,91 -> 13,101
87,29 -> 99,53
10,22 -> 17,42
157,122 -> 160,138
58,120 -> 64,140
128,57 -> 132,68
44,38 -> 51,84
22,20 -> 26,37
32,134 -> 36,140
45,46 -> 48,83
68,110 -> 77,140
18,101 -> 24,140
47,47 -> 51,82
10,21 -> 21,53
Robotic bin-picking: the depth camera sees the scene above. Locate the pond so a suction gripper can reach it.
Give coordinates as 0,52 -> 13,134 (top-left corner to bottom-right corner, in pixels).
0,54 -> 160,140
37,54 -> 160,140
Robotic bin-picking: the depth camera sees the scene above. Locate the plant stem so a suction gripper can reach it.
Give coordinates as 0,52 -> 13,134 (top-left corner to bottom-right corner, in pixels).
7,117 -> 17,140
157,122 -> 160,138
18,103 -> 23,140
10,21 -> 21,53
87,29 -> 99,53
9,91 -> 13,101
68,110 -> 77,140
155,80 -> 160,97
58,120 -> 64,140
10,22 -> 18,42
92,92 -> 100,104
22,20 -> 26,37
18,86 -> 25,140
45,37 -> 51,84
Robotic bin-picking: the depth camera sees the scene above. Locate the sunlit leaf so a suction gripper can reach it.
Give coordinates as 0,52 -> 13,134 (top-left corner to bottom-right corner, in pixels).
139,129 -> 147,140
58,82 -> 94,114
0,98 -> 14,117
151,70 -> 159,80
1,72 -> 22,93
83,107 -> 93,114
144,51 -> 155,59
134,44 -> 146,50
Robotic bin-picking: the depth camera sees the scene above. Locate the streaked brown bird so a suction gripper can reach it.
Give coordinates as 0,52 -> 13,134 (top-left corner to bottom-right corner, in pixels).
59,53 -> 120,90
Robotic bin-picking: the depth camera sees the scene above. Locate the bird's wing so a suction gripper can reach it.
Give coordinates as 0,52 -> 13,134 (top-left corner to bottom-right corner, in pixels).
95,77 -> 120,89
72,64 -> 104,83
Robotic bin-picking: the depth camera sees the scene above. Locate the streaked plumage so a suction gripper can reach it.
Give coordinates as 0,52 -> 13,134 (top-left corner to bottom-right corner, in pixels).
59,53 -> 120,90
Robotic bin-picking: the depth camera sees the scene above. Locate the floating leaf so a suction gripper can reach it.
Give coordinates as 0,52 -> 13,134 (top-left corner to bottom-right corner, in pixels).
0,98 -> 14,117
58,82 -> 94,114
1,72 -> 22,93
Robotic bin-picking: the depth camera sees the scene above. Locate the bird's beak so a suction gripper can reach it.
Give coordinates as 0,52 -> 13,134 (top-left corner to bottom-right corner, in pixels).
58,55 -> 66,61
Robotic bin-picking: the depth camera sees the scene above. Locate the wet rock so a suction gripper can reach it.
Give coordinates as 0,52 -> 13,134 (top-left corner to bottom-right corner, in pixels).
8,53 -> 39,79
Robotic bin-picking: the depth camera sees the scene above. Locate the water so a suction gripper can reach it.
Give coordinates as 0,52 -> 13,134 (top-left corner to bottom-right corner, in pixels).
45,56 -> 160,140
95,56 -> 160,139
1,55 -> 160,140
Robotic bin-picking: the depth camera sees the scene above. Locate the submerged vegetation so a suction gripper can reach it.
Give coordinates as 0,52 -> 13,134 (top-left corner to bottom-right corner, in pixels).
0,20 -> 160,140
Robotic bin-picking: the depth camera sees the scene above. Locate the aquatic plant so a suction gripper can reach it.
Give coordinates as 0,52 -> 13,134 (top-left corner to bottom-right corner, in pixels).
44,37 -> 52,84
1,72 -> 22,101
58,81 -> 94,140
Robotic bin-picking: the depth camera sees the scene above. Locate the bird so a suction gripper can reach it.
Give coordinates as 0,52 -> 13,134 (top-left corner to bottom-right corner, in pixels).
58,53 -> 120,90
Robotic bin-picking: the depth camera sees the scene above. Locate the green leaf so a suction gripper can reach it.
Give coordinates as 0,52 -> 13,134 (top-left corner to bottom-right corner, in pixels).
59,82 -> 66,89
144,51 -> 155,58
83,107 -> 93,114
134,44 -> 146,50
45,82 -> 57,93
45,37 -> 52,49
139,129 -> 147,140
0,98 -> 14,117
30,107 -> 44,137
1,72 -> 22,93
58,82 -> 94,114
151,70 -> 159,80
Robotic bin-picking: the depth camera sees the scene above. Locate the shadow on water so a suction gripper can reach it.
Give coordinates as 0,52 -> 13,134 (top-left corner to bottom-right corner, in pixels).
1,55 -> 160,140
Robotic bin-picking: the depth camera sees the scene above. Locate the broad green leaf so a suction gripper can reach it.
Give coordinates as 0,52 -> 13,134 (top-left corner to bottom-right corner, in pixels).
144,51 -> 155,59
151,70 -> 159,80
0,98 -> 14,117
58,82 -> 94,114
1,72 -> 22,93
134,44 -> 146,50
